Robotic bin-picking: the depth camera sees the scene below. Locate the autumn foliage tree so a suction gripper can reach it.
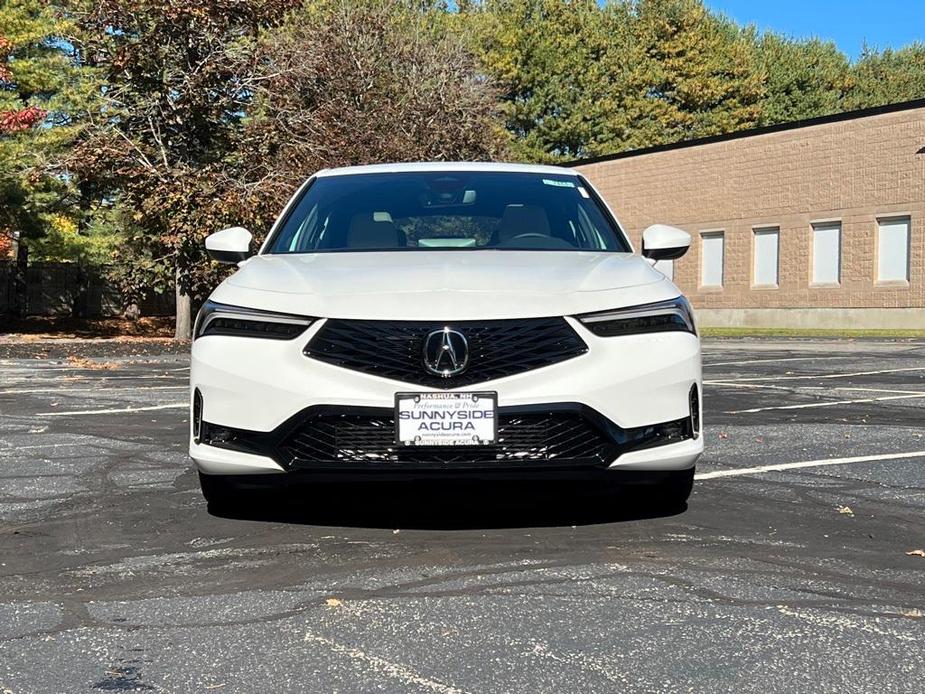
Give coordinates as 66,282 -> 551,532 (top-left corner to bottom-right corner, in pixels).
847,44 -> 925,110
465,0 -> 924,161
1,0 -> 104,314
464,0 -> 766,161
69,0 -> 507,338
461,0 -> 628,161
69,0 -> 300,338
0,33 -> 47,133
241,0 -> 509,212
1,4 -> 54,257
753,34 -> 853,126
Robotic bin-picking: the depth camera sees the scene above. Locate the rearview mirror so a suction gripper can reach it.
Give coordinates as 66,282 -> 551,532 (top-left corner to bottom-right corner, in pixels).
205,227 -> 254,264
642,224 -> 690,261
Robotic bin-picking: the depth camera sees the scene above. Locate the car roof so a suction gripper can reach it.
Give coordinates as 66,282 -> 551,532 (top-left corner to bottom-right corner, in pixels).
313,162 -> 579,178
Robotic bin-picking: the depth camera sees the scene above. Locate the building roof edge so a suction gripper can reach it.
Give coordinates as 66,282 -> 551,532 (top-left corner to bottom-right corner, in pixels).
565,98 -> 925,167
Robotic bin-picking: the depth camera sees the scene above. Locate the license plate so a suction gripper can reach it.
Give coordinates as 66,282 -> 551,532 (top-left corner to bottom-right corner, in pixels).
395,392 -> 497,446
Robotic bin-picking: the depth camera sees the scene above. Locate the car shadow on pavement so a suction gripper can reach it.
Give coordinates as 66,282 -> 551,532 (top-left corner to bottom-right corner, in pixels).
205,480 -> 687,530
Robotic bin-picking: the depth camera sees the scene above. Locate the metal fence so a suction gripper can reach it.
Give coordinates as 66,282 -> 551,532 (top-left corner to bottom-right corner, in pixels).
0,262 -> 174,318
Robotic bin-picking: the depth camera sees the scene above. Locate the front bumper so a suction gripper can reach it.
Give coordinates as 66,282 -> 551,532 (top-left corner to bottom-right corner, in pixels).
189,318 -> 703,476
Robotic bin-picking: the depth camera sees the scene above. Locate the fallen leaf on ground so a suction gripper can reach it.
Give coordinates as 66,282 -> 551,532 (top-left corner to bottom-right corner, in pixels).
837,505 -> 854,516
66,356 -> 118,370
325,597 -> 343,607
906,549 -> 925,557
718,432 -> 729,439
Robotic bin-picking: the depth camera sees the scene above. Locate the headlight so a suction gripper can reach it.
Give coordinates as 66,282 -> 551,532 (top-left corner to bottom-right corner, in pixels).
577,296 -> 696,337
193,300 -> 314,340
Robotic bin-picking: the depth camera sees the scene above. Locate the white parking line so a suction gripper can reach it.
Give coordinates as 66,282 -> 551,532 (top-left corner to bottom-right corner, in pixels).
0,365 -> 188,372
696,450 -> 925,480
0,375 -> 187,386
36,403 -> 187,416
707,381 -> 925,396
726,393 -> 925,414
707,381 -> 802,390
0,443 -> 79,451
703,356 -> 851,367
705,366 -> 925,383
303,632 -> 469,694
837,387 -> 925,395
1,385 -> 187,395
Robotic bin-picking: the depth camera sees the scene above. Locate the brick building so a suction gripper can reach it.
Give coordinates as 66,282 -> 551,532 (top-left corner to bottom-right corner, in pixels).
572,99 -> 925,329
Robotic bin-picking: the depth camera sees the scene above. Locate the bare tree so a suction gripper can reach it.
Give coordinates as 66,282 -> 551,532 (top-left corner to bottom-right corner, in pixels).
241,0 -> 509,209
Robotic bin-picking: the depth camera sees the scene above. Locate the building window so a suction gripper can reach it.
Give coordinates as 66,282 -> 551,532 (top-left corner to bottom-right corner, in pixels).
701,231 -> 724,287
812,222 -> 841,285
654,259 -> 674,280
877,216 -> 911,282
753,227 -> 779,286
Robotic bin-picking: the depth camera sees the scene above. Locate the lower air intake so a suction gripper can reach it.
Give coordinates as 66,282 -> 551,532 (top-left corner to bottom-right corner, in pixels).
199,405 -> 694,470
280,410 -> 617,469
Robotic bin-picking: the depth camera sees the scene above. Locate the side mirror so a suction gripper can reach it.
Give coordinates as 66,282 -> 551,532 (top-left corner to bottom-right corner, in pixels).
642,224 -> 691,261
205,227 -> 254,264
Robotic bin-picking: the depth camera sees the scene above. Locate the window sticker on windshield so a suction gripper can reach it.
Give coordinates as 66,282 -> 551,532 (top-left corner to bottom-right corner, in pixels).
542,179 -> 576,188
577,186 -> 590,198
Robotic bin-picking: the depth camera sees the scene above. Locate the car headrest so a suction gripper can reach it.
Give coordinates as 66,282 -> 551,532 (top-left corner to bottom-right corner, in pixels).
347,213 -> 404,249
498,204 -> 552,243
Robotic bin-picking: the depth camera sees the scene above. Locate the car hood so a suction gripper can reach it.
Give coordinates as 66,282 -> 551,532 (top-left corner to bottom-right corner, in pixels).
213,250 -> 679,320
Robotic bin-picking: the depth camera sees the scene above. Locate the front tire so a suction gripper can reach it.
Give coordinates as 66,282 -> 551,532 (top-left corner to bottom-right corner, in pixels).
198,472 -> 241,507
604,467 -> 694,510
655,467 -> 694,508
197,471 -> 286,509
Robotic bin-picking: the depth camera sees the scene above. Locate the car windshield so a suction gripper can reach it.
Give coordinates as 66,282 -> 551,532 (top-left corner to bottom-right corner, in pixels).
265,171 -> 631,254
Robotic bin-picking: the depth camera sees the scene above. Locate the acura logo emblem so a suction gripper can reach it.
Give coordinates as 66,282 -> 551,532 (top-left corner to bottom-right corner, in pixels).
422,327 -> 468,377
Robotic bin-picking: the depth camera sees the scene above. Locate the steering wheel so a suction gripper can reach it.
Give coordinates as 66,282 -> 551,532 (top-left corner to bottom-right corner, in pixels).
506,233 -> 550,241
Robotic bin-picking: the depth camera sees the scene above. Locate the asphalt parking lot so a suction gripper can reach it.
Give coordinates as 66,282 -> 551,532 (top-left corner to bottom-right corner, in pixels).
0,337 -> 923,693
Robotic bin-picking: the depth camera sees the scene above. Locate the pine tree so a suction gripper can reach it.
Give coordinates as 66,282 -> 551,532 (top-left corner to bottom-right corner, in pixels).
466,0 -> 628,161
847,44 -> 925,109
469,0 -> 765,160
622,0 -> 764,147
0,0 -> 107,268
753,34 -> 852,125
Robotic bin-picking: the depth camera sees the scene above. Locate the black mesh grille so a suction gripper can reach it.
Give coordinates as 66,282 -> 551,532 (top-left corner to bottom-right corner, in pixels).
279,411 -> 617,469
200,404 -> 694,470
304,318 -> 587,388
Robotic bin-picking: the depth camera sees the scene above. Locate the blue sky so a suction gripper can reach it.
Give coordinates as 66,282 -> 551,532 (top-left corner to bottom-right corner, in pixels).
705,0 -> 925,60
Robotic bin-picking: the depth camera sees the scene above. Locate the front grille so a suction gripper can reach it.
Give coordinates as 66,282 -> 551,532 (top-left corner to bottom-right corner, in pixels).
304,318 -> 587,388
199,404 -> 693,470
278,409 -> 618,469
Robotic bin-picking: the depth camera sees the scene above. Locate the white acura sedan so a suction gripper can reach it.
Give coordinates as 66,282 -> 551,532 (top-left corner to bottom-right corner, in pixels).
190,163 -> 702,507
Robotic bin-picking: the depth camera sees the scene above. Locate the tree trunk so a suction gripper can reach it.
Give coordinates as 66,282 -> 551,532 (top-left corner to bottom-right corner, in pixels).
174,264 -> 192,341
